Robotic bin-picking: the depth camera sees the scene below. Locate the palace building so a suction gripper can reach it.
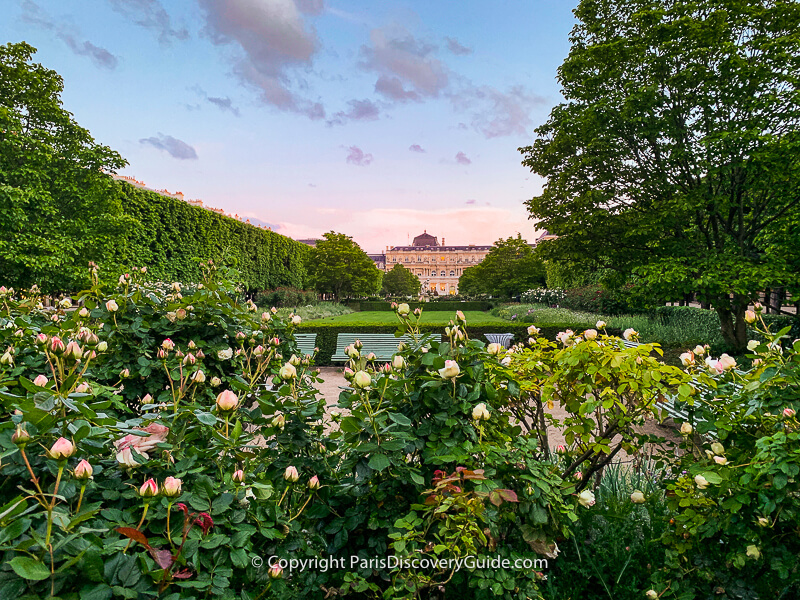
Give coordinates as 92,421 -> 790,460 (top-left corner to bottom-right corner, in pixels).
383,231 -> 493,295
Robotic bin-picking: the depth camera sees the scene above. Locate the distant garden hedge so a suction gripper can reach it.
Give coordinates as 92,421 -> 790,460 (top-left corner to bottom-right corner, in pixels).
345,300 -> 493,312
299,323 -> 621,366
109,180 -> 310,291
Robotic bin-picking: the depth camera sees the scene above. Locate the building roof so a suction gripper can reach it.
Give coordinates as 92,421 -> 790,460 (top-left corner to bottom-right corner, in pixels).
388,245 -> 493,251
412,231 -> 438,246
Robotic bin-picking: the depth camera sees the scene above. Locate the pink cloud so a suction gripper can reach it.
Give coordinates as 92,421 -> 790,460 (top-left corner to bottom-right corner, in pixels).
345,146 -> 373,166
455,151 -> 471,165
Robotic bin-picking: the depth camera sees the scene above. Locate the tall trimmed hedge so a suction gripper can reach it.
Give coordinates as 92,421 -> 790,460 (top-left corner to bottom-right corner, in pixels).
110,180 -> 310,290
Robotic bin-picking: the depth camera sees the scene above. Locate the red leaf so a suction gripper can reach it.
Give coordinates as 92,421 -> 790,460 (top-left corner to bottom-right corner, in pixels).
172,568 -> 194,579
116,527 -> 151,549
149,548 -> 175,570
497,489 -> 519,503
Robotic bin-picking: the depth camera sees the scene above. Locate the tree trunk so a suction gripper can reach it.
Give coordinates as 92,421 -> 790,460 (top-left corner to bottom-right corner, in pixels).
716,298 -> 748,352
771,287 -> 784,314
764,288 -> 772,313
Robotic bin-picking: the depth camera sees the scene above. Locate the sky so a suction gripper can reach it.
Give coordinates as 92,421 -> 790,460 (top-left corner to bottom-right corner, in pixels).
2,0 -> 578,253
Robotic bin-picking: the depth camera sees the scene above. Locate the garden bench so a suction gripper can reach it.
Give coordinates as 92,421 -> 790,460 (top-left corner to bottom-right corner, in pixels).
293,333 -> 318,357
331,333 -> 437,363
485,333 -> 515,348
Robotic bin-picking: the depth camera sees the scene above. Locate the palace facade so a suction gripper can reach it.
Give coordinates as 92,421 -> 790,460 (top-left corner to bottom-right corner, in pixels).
383,231 -> 493,295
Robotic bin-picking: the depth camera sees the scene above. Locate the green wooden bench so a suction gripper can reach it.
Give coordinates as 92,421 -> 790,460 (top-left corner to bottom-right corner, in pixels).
293,333 -> 318,357
331,333 -> 437,362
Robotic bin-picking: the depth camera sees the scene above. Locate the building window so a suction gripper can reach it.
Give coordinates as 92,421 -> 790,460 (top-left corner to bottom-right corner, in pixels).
439,283 -> 446,291
449,270 -> 455,277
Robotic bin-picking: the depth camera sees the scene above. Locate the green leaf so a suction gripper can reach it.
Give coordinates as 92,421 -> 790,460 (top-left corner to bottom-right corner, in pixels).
368,453 -> 391,471
9,556 -> 51,581
388,412 -> 412,427
195,411 -> 217,426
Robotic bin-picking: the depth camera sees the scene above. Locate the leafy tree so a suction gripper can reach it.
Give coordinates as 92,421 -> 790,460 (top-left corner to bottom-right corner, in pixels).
458,235 -> 546,298
0,42 -> 129,291
306,231 -> 381,300
381,263 -> 421,296
520,0 -> 800,350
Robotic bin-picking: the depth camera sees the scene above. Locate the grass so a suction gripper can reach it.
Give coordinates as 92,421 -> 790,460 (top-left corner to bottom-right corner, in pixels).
494,303 -> 726,350
276,302 -> 354,321
307,310 -> 511,327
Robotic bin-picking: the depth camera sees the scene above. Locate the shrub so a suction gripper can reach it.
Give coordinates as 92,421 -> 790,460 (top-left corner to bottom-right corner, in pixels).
254,287 -> 318,308
345,300 -> 493,312
521,288 -> 565,305
560,285 -> 647,315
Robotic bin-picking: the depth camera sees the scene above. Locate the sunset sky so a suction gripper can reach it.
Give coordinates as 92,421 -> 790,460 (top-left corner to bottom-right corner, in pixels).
3,1 -> 577,252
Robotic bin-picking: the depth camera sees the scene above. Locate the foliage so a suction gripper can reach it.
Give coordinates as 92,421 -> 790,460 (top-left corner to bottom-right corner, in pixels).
381,264 -> 421,297
0,42 -> 129,292
109,182 -> 310,293
305,232 -> 382,300
0,265 -> 326,598
521,288 -> 565,306
275,302 -> 352,322
542,463 -> 670,600
345,300 -> 493,312
458,235 -> 546,299
254,287 -> 317,309
521,0 -> 800,350
560,285 -> 648,316
652,312 -> 800,598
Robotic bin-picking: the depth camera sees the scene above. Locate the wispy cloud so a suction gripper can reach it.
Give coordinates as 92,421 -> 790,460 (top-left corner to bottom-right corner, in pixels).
445,37 -> 472,56
108,0 -> 188,44
327,99 -> 380,126
21,1 -> 119,69
455,151 -> 471,165
198,0 -> 325,119
207,96 -> 240,116
409,144 -> 425,153
140,134 -> 198,159
345,145 -> 373,166
357,24 -> 542,139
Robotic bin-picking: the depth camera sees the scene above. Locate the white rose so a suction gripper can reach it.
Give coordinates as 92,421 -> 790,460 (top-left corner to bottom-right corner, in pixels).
391,355 -> 405,370
595,320 -> 606,329
106,300 -> 119,312
711,442 -> 724,455
694,474 -> 709,489
693,345 -> 706,356
623,328 -> 638,341
353,370 -> 371,389
486,343 -> 502,356
527,325 -> 540,336
713,455 -> 728,465
679,352 -> 695,366
291,315 -> 302,325
577,489 -> 595,507
717,354 -> 737,371
438,360 -> 460,379
747,340 -> 759,351
630,490 -> 645,504
680,422 -> 693,436
397,303 -> 410,316
279,363 -> 297,380
472,402 -> 490,421
584,329 -> 597,341
217,348 -> 233,360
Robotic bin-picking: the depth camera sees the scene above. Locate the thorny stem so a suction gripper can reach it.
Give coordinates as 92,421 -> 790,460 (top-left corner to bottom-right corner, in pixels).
76,483 -> 87,514
289,493 -> 314,522
124,501 -> 150,553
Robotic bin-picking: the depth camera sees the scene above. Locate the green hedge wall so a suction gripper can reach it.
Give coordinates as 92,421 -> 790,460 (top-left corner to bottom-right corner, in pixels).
109,180 -> 310,291
298,323 -> 621,366
345,301 -> 493,312
656,306 -> 800,339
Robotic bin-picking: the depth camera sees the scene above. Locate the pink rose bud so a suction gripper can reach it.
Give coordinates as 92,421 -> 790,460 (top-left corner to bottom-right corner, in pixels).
162,476 -> 182,497
49,437 -> 76,460
456,310 -> 466,321
105,300 -> 119,312
120,368 -> 130,378
284,466 -> 299,482
157,348 -> 167,360
139,478 -> 159,498
414,308 -> 422,316
183,353 -> 196,365
232,469 -> 245,483
141,394 -> 154,405
556,445 -> 566,453
253,345 -> 265,356
175,308 -> 187,320
188,340 -> 197,349
270,337 -> 280,347
354,339 -> 363,350
308,475 -> 320,490
268,564 -> 283,579
75,382 -> 90,394
36,333 -> 48,345
236,331 -> 246,340
195,349 -> 205,359
162,339 -> 175,351
216,390 -> 240,411
33,374 -> 49,387
784,407 -> 797,418
74,459 -> 93,480
65,341 -> 82,360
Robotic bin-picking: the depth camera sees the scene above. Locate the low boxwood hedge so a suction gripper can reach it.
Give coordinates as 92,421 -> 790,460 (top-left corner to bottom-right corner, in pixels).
345,301 -> 493,312
298,323 -> 622,366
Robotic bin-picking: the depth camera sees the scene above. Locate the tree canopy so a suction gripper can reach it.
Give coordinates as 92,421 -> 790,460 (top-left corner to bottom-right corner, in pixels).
306,232 -> 382,300
458,235 -> 546,298
0,42 -> 129,291
381,263 -> 421,297
520,0 -> 800,349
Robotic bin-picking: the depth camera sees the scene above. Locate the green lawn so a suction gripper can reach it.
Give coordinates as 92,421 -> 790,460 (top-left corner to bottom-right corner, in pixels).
304,310 -> 510,327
